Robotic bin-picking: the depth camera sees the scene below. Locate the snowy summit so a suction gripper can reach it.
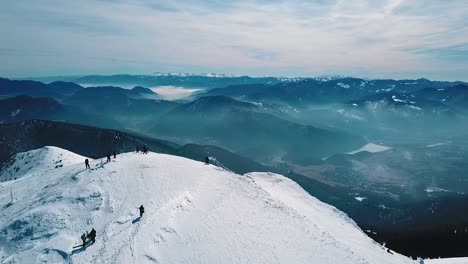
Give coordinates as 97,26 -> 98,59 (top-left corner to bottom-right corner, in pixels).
0,147 -> 432,263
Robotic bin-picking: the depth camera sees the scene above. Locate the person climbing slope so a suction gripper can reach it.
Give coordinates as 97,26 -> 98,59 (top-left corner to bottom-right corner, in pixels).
139,205 -> 145,218
85,159 -> 90,169
106,153 -> 111,163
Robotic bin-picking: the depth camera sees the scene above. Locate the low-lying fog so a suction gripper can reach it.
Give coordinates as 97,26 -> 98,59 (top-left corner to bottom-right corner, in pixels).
152,86 -> 201,100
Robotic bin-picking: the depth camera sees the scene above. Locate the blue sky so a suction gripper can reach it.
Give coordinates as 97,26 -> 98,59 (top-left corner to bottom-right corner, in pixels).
1,0 -> 467,80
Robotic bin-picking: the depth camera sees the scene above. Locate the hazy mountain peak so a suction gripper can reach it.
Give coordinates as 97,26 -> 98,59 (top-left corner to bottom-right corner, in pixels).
131,86 -> 156,94
179,95 -> 258,111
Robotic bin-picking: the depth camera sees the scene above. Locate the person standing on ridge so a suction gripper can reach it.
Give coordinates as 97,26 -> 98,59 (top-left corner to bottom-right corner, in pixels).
81,233 -> 87,248
88,228 -> 96,244
113,151 -> 116,159
106,153 -> 111,163
205,156 -> 210,165
139,205 -> 145,218
85,159 -> 90,169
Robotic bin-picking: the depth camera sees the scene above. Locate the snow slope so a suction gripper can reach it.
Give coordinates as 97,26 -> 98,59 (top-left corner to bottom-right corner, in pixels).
348,143 -> 391,154
0,147 -> 427,263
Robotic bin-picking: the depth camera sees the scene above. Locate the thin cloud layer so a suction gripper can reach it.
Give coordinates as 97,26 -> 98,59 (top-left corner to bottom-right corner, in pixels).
0,0 -> 467,80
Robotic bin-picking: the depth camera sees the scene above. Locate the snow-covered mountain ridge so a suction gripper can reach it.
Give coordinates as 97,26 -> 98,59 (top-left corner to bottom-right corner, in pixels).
0,147 -> 462,263
0,146 -> 86,182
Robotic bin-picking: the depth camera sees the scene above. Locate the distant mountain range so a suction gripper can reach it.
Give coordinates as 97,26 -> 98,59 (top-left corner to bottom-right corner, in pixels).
25,74 -> 302,89
415,84 -> 468,111
346,92 -> 458,118
0,77 -> 82,100
203,77 -> 467,107
7,75 -> 467,108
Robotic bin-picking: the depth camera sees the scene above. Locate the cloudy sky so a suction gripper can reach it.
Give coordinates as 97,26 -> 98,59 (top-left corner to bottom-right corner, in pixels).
1,0 -> 467,80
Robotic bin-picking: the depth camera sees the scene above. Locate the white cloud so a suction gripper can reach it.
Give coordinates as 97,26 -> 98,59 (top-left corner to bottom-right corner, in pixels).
384,0 -> 404,15
0,0 -> 467,80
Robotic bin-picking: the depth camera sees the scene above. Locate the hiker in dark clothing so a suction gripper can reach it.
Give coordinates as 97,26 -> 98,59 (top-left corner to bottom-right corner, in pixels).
87,228 -> 96,244
136,146 -> 139,153
85,159 -> 90,169
106,153 -> 111,163
139,205 -> 145,217
113,151 -> 116,159
205,156 -> 210,165
81,233 -> 87,247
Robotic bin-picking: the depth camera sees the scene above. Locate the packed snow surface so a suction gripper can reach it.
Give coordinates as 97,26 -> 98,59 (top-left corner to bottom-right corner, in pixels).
0,146 -> 431,263
348,143 -> 391,155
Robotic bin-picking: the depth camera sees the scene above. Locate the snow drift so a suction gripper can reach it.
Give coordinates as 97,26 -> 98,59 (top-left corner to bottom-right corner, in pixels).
0,147 -> 442,263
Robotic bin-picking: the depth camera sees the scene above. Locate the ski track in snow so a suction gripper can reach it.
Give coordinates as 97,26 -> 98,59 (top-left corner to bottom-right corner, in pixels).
0,147 -> 464,263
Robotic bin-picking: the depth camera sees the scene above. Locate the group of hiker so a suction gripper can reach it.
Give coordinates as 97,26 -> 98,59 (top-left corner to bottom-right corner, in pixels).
84,146 -> 153,170
85,149 -> 211,168
106,152 -> 116,163
136,145 -> 149,154
79,206 -> 145,248
79,148 -> 213,249
85,148 -> 210,169
84,151 -> 118,169
80,228 -> 96,248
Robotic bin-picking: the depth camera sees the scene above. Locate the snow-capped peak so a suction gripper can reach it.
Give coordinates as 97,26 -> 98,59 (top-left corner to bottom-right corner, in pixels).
151,72 -> 238,78
0,146 -> 87,182
0,147 -> 418,263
